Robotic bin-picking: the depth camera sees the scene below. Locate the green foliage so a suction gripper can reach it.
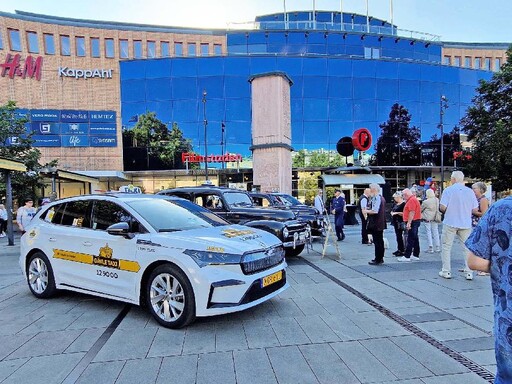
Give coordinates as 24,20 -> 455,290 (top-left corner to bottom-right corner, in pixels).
459,46 -> 512,192
293,149 -> 347,168
0,101 -> 58,202
130,112 -> 194,168
292,150 -> 306,168
371,103 -> 421,166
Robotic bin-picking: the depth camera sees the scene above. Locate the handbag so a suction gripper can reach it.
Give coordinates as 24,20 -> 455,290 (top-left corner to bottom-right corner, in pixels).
434,200 -> 443,223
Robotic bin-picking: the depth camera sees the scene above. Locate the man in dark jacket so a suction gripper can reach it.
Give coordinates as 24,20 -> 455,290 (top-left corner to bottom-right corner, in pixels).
331,189 -> 346,241
363,184 -> 387,265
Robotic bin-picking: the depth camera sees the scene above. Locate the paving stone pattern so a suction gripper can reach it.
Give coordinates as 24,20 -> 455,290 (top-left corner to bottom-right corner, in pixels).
0,226 -> 495,383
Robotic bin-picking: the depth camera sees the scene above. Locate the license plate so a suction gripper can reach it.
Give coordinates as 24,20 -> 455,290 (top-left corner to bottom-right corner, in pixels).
261,270 -> 283,288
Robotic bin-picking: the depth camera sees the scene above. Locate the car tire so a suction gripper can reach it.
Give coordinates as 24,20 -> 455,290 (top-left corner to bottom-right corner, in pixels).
285,244 -> 305,258
26,252 -> 57,299
146,264 -> 196,329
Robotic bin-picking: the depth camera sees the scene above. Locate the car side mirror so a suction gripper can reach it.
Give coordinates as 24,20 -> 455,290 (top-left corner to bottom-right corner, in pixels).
106,222 -> 135,239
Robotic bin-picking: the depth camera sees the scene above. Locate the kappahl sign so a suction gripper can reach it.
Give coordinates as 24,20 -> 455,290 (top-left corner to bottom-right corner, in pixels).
59,66 -> 113,80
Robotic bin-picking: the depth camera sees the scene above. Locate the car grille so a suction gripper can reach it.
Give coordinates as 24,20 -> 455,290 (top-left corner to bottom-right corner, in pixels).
239,271 -> 287,304
241,246 -> 285,274
284,222 -> 308,240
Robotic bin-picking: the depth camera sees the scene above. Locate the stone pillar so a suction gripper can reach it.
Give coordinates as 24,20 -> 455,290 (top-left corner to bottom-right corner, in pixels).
249,72 -> 293,194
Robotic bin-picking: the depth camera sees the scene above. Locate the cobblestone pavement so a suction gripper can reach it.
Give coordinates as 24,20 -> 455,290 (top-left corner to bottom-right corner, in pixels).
0,225 -> 495,384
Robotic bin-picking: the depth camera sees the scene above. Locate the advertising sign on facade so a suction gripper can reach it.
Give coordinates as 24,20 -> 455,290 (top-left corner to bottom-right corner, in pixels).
0,53 -> 43,81
61,123 -> 89,135
61,110 -> 89,122
62,135 -> 89,147
31,135 -> 61,147
31,110 -> 60,121
90,136 -> 117,147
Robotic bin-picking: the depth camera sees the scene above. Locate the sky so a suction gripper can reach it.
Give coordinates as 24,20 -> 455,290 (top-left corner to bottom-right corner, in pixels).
0,0 -> 511,43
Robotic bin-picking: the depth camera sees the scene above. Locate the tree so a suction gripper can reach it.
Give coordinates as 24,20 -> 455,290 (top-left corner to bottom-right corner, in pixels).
459,46 -> 512,192
292,150 -> 306,168
128,112 -> 193,169
0,101 -> 58,202
423,126 -> 461,167
371,103 -> 421,166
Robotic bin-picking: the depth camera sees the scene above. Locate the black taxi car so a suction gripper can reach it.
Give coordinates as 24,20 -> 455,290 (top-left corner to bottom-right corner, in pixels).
249,192 -> 324,237
157,186 -> 310,257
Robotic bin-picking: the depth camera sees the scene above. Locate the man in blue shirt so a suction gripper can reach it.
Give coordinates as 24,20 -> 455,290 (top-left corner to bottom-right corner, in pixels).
466,197 -> 512,383
331,189 -> 346,241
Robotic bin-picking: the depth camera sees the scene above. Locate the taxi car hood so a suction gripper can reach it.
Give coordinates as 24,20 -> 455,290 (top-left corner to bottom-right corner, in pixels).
157,225 -> 281,253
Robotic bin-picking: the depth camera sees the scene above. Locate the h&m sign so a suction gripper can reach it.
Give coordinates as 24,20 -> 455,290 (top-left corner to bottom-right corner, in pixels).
0,54 -> 43,81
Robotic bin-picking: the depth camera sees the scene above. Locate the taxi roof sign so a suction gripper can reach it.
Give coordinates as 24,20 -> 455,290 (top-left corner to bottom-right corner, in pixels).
118,184 -> 142,194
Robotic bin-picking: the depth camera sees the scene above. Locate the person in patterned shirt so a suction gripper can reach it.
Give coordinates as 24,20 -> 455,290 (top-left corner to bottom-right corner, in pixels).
466,196 -> 512,383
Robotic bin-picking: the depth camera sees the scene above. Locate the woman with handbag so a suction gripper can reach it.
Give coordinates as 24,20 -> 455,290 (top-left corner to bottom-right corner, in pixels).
420,188 -> 441,253
390,191 -> 406,256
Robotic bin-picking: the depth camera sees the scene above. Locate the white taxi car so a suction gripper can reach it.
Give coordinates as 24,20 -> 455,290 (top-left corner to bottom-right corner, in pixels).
20,194 -> 288,328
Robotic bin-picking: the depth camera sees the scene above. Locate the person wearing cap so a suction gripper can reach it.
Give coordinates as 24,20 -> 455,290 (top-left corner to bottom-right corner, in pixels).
16,198 -> 36,234
330,189 -> 346,241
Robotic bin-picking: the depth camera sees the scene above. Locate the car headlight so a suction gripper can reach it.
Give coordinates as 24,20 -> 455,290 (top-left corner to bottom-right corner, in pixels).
183,249 -> 242,268
282,227 -> 289,238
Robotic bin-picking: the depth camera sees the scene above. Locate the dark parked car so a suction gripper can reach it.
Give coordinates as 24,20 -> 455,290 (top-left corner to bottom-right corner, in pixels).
250,192 -> 324,237
157,186 -> 310,257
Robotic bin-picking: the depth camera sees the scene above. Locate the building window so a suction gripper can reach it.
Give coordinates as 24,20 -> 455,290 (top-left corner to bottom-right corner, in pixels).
91,37 -> 100,57
0,31 -> 3,50
495,58 -> 501,71
161,41 -> 169,57
75,36 -> 85,56
105,38 -> 115,58
214,44 -> 222,55
26,31 -> 39,53
484,57 -> 491,71
119,39 -> 129,58
8,29 -> 21,51
474,57 -> 481,69
133,40 -> 142,58
175,42 -> 183,56
443,55 -> 451,65
60,35 -> 70,56
464,56 -> 471,68
147,41 -> 156,58
200,43 -> 209,56
364,47 -> 380,59
188,43 -> 196,57
454,56 -> 461,67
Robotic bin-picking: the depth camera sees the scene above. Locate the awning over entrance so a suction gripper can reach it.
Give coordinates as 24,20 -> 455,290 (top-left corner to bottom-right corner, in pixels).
0,157 -> 27,172
321,173 -> 385,186
56,170 -> 98,184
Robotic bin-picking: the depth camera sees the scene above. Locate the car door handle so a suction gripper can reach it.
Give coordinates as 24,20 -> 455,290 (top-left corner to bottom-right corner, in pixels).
82,241 -> 93,247
49,237 -> 57,242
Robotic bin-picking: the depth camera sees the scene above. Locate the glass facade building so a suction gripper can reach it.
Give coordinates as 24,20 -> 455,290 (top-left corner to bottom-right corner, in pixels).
120,11 -> 492,164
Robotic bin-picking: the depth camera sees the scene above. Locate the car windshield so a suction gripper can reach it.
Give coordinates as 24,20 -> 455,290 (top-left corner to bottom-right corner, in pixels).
278,194 -> 302,206
223,191 -> 253,207
126,198 -> 228,232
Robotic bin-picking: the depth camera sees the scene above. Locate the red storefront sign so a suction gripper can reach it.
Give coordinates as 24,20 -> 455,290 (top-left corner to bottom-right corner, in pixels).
352,128 -> 372,151
182,153 -> 242,163
0,53 -> 43,81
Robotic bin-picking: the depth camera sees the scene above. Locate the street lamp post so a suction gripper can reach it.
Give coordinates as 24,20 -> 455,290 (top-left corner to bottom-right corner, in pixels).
439,95 -> 449,194
202,90 -> 209,181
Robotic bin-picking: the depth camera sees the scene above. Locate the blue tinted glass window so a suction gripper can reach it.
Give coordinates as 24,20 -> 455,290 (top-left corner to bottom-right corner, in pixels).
214,44 -> 222,55
175,42 -> 183,57
303,98 -> 328,121
247,44 -> 267,54
375,61 -> 398,79
121,80 -> 147,102
198,77 -> 223,99
147,41 -> 156,58
224,76 -> 250,99
188,43 -> 196,57
27,31 -> 39,53
146,101 -> 172,123
353,78 -> 376,99
224,57 -> 250,75
197,57 -> 224,76
353,100 -> 376,121
303,121 -> 329,144
120,39 -> 129,58
225,99 -> 250,121
328,77 -> 352,98
200,43 -> 209,56
8,29 -> 21,51
399,79 -> 420,102
60,35 -> 70,56
120,61 -> 146,80
302,57 -> 327,75
0,30 -> 3,49
202,99 -> 225,122
376,79 -> 398,101
247,32 -> 266,44
75,36 -> 85,56
287,32 -> 307,45
276,57 -> 303,75
134,40 -> 142,58
303,76 -> 328,98
146,78 -> 171,101
91,38 -> 100,57
420,65 -> 441,81
329,99 -> 352,121
146,59 -> 171,78
172,58 -> 197,77
352,60 -> 376,78
250,56 -> 276,73
171,77 -> 198,99
44,34 -> 55,54
420,81 -> 440,102
398,63 -> 420,81
291,99 -> 303,122
161,41 -> 170,57
105,38 -> 115,58
173,100 -> 199,122
421,103 -> 438,124
474,57 -> 481,69
327,59 -> 352,76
